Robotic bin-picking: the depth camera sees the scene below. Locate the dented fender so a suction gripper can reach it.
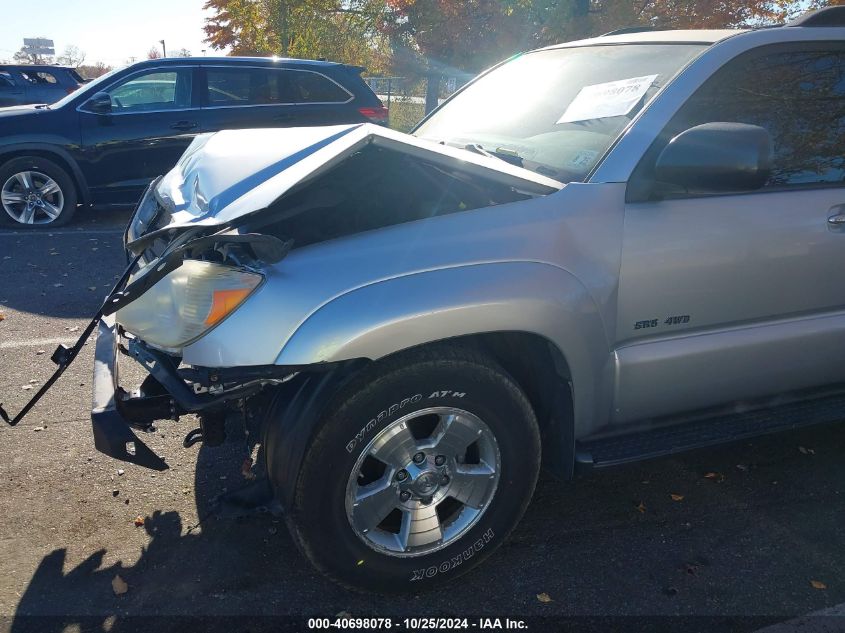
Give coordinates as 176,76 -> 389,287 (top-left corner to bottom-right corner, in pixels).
275,261 -> 610,437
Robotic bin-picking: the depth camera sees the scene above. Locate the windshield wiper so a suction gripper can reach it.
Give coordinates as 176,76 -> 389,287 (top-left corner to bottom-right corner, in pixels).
463,143 -> 523,168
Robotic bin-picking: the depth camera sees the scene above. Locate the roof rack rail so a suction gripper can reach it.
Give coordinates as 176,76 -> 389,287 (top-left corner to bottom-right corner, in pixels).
600,26 -> 662,37
787,6 -> 845,27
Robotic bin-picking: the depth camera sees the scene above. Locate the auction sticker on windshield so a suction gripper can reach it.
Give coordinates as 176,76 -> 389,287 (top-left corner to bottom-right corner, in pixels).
556,74 -> 658,123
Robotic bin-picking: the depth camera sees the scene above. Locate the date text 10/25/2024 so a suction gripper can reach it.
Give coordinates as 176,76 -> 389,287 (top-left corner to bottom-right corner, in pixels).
307,618 -> 528,630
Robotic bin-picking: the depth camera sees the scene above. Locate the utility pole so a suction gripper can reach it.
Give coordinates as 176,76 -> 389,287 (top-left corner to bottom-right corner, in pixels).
159,39 -> 166,57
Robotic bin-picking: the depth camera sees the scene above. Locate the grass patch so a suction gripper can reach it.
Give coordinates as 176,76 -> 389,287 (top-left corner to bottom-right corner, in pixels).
387,99 -> 427,133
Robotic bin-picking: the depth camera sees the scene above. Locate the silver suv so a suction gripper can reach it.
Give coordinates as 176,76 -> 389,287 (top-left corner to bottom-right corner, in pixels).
5,6 -> 845,592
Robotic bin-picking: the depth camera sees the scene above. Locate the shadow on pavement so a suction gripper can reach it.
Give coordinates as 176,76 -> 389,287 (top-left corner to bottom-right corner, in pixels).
8,422 -> 845,633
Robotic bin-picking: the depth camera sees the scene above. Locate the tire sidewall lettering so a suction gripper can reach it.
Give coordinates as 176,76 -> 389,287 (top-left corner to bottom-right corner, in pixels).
409,528 -> 495,582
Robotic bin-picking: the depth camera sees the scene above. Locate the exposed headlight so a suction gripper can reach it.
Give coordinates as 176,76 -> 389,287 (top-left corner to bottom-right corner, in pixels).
116,260 -> 263,350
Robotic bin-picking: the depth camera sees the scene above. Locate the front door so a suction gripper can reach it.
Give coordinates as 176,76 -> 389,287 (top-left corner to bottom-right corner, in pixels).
614,41 -> 845,424
78,66 -> 199,205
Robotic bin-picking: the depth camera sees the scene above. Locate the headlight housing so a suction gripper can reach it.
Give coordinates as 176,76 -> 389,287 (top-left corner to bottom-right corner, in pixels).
116,260 -> 263,350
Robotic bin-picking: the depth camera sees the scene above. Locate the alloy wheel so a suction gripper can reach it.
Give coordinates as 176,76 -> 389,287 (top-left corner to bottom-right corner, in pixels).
1,170 -> 65,225
345,407 -> 501,557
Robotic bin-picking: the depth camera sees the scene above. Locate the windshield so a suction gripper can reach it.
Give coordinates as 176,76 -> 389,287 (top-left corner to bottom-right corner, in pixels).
50,66 -> 125,109
414,43 -> 708,182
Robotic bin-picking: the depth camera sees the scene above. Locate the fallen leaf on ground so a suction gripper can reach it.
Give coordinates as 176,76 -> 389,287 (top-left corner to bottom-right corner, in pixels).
0,312 -> 5,321
704,472 -> 725,481
537,592 -> 553,603
112,575 -> 128,595
88,287 -> 97,292
133,516 -> 144,527
798,446 -> 815,455
21,385 -> 32,391
636,501 -> 646,513
811,580 -> 827,590
336,611 -> 352,618
736,464 -> 749,471
670,494 -> 685,502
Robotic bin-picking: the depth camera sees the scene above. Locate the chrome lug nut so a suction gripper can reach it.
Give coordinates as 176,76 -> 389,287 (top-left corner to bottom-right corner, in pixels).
434,455 -> 446,466
440,474 -> 450,485
421,496 -> 433,505
399,490 -> 411,502
396,469 -> 409,482
412,452 -> 426,464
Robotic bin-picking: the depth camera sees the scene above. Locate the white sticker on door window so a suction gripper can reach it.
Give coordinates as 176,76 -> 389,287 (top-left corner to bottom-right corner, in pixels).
557,74 -> 658,124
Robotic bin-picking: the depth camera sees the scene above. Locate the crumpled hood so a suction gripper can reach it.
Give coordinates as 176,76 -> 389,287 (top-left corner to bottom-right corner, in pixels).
154,123 -> 562,229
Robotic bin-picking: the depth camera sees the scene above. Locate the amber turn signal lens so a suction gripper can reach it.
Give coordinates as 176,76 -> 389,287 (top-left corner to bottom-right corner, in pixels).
205,288 -> 253,327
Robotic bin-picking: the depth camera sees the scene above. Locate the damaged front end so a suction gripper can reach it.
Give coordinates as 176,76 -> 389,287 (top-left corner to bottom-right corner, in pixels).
2,122 -> 561,475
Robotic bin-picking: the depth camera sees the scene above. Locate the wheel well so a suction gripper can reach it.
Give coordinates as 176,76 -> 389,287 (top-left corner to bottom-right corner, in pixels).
0,149 -> 87,204
418,332 -> 576,480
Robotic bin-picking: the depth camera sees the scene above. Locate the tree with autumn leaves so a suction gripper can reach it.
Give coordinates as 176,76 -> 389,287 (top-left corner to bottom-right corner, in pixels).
203,0 -> 845,108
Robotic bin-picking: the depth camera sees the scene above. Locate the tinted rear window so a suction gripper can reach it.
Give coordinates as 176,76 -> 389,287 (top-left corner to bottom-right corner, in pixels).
21,71 -> 57,84
205,67 -> 351,105
206,67 -> 297,105
289,71 -> 351,103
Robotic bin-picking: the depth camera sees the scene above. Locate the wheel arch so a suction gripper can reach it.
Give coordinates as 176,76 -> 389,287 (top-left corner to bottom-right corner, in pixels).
0,144 -> 90,205
273,261 -> 610,444
263,330 -> 577,516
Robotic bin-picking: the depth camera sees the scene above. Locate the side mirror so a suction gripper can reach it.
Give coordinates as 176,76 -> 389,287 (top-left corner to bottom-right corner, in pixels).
654,122 -> 772,194
84,91 -> 112,114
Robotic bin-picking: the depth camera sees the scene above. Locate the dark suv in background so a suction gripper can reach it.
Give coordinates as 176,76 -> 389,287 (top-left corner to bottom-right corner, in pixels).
0,57 -> 387,227
0,65 -> 85,107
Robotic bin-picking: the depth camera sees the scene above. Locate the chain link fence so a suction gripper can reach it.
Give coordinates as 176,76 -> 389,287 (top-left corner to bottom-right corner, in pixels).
363,75 -> 466,132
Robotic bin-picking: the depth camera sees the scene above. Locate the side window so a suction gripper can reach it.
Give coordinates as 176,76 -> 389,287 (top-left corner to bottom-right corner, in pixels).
103,69 -> 193,112
0,71 -> 16,89
205,67 -> 297,106
288,71 -> 351,103
655,43 -> 845,190
21,71 -> 58,85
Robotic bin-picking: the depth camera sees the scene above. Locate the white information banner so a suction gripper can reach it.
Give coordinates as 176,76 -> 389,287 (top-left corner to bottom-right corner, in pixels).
557,74 -> 658,124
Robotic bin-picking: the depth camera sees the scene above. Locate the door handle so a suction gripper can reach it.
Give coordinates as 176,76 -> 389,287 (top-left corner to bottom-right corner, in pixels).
170,121 -> 198,131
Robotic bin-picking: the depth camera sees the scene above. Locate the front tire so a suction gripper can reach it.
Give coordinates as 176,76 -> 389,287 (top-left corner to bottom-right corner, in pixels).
0,156 -> 78,228
285,345 -> 541,592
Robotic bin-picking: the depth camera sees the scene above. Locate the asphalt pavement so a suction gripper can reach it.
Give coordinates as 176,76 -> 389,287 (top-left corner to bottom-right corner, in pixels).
1,208 -> 845,633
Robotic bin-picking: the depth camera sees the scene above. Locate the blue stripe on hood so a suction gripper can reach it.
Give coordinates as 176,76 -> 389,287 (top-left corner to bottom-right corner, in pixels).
205,125 -> 361,217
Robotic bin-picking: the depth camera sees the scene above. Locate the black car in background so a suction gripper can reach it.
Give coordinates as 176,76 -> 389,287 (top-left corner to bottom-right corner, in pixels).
0,57 -> 388,227
0,65 -> 85,107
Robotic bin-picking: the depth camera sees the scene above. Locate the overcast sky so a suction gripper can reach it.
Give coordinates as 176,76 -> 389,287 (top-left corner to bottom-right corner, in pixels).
0,0 -> 222,66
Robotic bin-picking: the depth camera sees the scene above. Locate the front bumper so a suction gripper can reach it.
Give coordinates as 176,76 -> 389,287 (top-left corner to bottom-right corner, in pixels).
90,315 -> 312,470
91,316 -> 169,471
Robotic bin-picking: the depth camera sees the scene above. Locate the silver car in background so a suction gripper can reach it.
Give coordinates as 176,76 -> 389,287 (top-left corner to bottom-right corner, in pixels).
6,5 -> 843,592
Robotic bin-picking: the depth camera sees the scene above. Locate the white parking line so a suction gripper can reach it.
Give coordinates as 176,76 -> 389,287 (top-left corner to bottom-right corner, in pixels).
0,337 -> 79,350
0,228 -> 124,237
754,603 -> 845,632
